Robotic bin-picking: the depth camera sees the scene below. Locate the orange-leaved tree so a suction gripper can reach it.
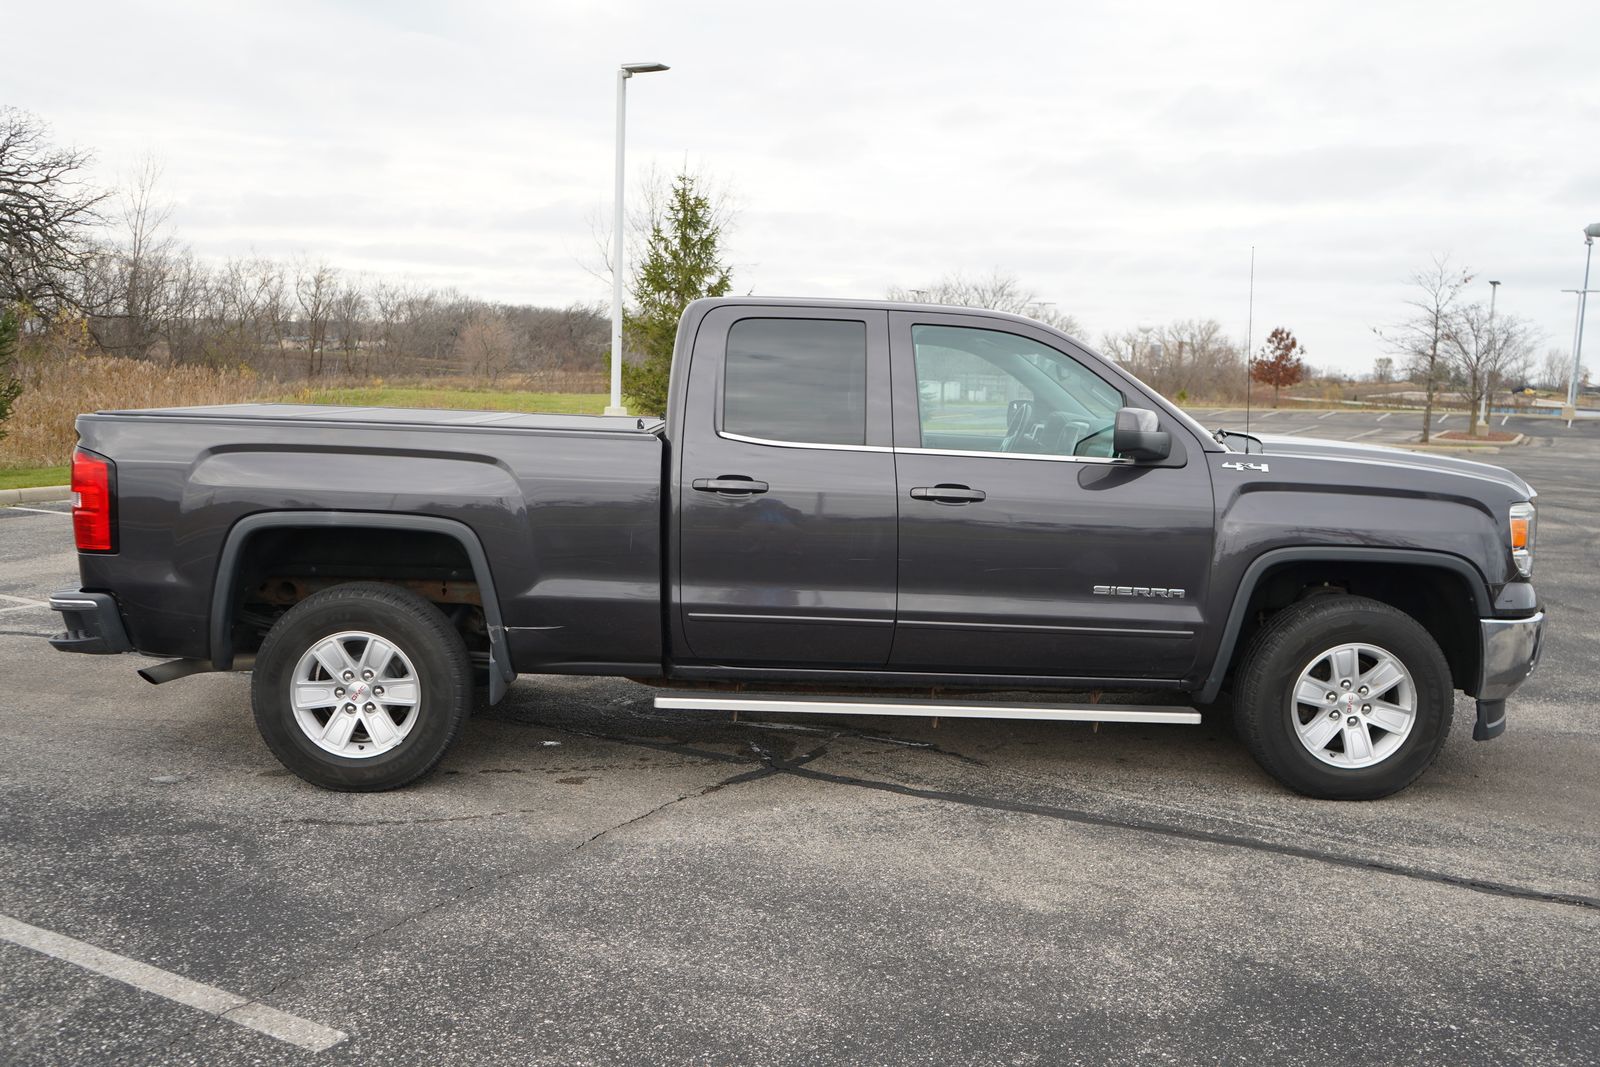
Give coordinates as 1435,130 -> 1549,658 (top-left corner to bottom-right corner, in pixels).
1251,327 -> 1307,407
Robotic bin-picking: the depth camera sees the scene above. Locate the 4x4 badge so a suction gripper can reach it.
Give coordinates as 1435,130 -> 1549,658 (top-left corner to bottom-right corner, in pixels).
1222,461 -> 1269,472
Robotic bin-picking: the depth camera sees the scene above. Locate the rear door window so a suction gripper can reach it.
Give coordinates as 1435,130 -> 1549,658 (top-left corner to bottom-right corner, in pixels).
723,318 -> 868,446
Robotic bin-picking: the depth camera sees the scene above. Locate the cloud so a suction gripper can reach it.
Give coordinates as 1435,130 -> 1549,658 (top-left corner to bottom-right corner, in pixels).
3,0 -> 1596,371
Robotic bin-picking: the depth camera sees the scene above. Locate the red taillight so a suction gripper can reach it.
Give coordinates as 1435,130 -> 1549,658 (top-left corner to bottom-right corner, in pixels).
71,449 -> 115,552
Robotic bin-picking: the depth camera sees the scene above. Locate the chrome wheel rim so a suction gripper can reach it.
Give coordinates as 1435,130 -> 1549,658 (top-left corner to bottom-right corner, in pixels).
290,631 -> 421,759
1289,642 -> 1417,769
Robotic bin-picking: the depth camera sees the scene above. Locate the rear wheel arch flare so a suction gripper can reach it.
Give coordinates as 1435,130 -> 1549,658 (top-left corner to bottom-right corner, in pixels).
210,512 -> 515,701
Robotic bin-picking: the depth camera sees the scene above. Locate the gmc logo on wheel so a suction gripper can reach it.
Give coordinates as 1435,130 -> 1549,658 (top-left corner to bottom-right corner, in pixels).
1093,585 -> 1186,599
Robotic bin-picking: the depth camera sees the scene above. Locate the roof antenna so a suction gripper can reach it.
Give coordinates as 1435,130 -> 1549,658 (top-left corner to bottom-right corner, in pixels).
1244,245 -> 1255,446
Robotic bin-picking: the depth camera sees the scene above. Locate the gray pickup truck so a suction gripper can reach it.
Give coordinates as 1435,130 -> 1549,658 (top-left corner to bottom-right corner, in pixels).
48,297 -> 1544,799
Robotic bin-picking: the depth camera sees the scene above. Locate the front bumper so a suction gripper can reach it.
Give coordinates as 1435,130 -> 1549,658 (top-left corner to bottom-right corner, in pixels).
48,590 -> 132,654
1472,611 -> 1545,740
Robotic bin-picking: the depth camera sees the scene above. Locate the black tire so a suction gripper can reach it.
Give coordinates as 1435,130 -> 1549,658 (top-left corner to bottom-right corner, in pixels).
251,582 -> 472,791
1233,595 -> 1452,800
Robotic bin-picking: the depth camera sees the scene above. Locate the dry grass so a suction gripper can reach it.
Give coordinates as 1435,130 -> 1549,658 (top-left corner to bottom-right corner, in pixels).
0,360 -> 611,468
0,356 -> 269,468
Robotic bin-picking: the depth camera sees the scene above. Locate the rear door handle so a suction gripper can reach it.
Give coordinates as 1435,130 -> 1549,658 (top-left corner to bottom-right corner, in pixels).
910,484 -> 986,504
693,476 -> 769,495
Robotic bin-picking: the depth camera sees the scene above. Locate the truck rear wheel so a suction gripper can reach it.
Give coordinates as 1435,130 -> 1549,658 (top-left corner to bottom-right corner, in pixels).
1233,595 -> 1452,800
251,582 -> 472,791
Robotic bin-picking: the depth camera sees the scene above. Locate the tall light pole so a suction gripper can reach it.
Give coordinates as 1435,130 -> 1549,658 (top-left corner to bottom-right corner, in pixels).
606,61 -> 670,416
1479,279 -> 1499,427
1567,223 -> 1600,418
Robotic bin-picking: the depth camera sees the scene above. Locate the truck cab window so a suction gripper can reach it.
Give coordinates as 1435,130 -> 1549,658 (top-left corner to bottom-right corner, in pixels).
722,318 -> 868,446
912,325 -> 1123,458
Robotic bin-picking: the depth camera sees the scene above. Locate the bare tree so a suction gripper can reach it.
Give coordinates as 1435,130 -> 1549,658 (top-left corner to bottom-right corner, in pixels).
1375,255 -> 1474,443
330,278 -> 368,375
1101,319 -> 1243,402
453,308 -> 515,383
294,260 -> 337,377
1539,347 -> 1571,393
888,270 -> 1084,337
1442,306 -> 1538,436
0,107 -> 108,309
107,157 -> 182,358
1372,356 -> 1394,384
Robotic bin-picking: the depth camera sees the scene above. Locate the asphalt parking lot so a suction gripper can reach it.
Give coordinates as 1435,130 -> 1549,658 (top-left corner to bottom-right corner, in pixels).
3,410 -> 1598,1066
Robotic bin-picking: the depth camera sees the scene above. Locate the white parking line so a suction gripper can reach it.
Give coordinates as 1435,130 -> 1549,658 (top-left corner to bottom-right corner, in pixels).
1318,410 -> 1340,419
0,593 -> 50,613
5,505 -> 70,516
1350,429 -> 1385,439
1275,426 -> 1313,435
1378,413 -> 1392,422
0,913 -> 347,1053
1255,410 -> 1279,418
1501,414 -> 1510,426
1437,413 -> 1450,424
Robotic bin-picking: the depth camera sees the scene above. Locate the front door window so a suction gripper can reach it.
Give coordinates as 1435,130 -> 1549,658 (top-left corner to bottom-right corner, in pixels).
912,325 -> 1125,458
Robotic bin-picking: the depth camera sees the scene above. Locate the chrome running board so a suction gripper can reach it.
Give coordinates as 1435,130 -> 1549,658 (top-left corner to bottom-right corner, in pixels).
652,694 -> 1200,724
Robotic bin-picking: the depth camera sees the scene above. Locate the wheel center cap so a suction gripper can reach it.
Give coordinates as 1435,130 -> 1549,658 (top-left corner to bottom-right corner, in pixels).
350,682 -> 368,701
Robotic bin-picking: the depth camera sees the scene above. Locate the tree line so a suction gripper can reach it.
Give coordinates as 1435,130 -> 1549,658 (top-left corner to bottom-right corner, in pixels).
0,108 -> 608,388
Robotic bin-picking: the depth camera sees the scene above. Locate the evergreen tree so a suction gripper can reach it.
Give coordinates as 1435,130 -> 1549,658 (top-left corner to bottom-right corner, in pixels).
0,306 -> 24,443
622,174 -> 732,415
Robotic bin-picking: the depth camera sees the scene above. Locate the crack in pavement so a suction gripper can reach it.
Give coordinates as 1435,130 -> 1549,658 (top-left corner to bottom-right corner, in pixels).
574,763 -> 777,852
257,757 -> 778,1005
767,762 -> 1600,914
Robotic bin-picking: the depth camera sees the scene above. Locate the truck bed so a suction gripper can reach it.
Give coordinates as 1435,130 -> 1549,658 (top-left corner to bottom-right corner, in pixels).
73,403 -> 667,675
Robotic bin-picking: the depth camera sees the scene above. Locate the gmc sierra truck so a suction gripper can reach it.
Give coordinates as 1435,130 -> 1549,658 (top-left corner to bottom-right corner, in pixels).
47,298 -> 1544,799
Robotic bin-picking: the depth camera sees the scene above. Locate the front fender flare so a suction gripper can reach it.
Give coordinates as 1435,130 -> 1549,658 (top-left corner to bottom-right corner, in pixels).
1195,546 -> 1491,705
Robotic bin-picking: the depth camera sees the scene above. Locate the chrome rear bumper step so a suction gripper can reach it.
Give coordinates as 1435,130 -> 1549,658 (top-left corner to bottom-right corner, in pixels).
652,694 -> 1201,724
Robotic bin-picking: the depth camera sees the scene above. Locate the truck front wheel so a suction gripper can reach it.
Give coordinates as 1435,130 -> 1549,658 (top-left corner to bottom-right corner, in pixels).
1233,595 -> 1453,800
251,582 -> 472,790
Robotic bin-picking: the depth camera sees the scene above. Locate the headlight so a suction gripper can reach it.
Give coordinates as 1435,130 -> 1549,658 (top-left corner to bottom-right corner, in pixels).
1509,501 -> 1536,577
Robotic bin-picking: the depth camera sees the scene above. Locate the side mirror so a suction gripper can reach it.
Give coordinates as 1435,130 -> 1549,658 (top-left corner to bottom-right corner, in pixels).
1113,407 -> 1170,462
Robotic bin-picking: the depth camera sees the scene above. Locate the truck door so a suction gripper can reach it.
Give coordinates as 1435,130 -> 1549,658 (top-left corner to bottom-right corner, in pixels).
887,311 -> 1214,681
673,305 -> 897,667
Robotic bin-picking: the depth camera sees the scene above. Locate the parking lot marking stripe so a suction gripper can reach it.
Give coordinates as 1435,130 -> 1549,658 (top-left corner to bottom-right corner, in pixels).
5,505 -> 70,515
0,913 -> 348,1053
1351,429 -> 1384,439
1318,410 -> 1340,419
0,594 -> 50,612
1378,412 -> 1392,421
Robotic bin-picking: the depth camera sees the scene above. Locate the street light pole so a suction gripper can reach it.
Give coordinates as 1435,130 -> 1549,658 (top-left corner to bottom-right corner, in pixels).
607,61 -> 670,417
1480,279 -> 1499,427
1567,223 -> 1600,418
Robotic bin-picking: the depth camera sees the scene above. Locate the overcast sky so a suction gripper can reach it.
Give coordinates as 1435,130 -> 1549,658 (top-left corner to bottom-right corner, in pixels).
6,0 -> 1598,373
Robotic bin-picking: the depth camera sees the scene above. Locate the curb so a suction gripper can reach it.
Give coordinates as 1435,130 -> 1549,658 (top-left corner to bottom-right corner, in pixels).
1401,433 -> 1527,454
0,484 -> 71,506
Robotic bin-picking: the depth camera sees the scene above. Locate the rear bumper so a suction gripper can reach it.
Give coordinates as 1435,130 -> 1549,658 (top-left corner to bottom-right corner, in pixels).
1472,611 -> 1545,741
47,590 -> 132,654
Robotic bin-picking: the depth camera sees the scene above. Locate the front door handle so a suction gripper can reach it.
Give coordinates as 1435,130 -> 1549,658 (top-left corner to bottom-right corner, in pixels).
693,476 -> 769,495
910,484 -> 986,504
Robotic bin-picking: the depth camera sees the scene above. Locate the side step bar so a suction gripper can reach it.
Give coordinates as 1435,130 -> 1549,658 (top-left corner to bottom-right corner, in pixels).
652,694 -> 1201,725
